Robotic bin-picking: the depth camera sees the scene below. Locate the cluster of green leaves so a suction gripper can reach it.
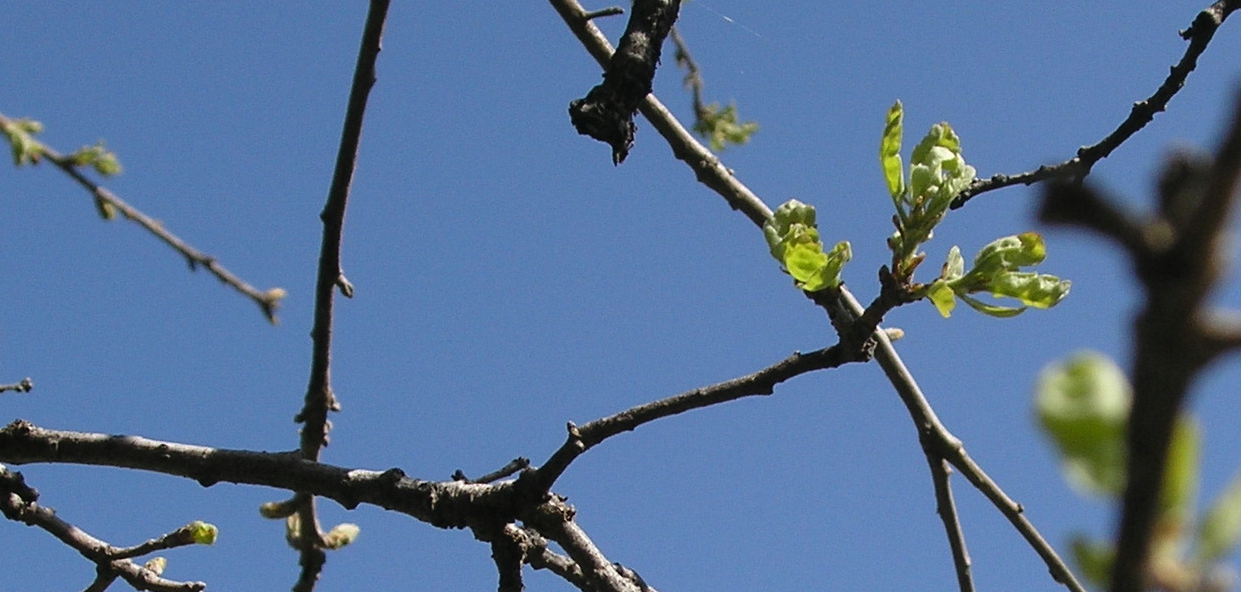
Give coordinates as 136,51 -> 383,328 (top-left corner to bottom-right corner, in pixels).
925,232 -> 1072,317
693,101 -> 758,152
1037,352 -> 1241,590
880,100 -> 1069,317
1,114 -> 122,177
762,199 -> 851,292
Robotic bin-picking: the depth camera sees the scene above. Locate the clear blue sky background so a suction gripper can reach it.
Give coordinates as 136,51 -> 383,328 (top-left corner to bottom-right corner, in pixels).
2,2 -> 1240,591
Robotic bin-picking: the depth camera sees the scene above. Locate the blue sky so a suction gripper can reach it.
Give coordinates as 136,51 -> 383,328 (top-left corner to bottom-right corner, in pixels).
2,2 -> 1240,591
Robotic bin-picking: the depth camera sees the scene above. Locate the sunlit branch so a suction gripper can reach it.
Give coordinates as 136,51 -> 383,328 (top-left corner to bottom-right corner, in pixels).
292,2 -> 391,589
532,345 -> 849,491
952,0 -> 1239,208
926,455 -> 976,592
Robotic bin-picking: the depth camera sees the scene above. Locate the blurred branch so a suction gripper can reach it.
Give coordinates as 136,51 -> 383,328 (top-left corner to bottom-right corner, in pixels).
0,113 -> 286,323
291,1 -> 390,589
0,378 -> 33,394
1039,92 -> 1241,592
568,0 -> 682,163
0,465 -> 208,592
952,0 -> 1238,209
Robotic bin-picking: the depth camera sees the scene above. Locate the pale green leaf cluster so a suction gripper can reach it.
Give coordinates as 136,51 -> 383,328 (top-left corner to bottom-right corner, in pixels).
763,199 -> 851,292
692,101 -> 758,151
924,233 -> 1071,317
1,116 -> 44,167
68,140 -> 122,177
2,114 -> 122,177
880,100 -> 976,270
1036,352 -> 1241,590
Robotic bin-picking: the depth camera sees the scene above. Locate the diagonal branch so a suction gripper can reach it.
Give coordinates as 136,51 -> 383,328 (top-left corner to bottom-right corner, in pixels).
531,344 -> 851,491
0,113 -> 287,323
0,465 -> 208,592
951,0 -> 1238,209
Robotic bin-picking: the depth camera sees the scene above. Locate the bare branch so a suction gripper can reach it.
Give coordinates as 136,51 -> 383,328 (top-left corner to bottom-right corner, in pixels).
951,0 -> 1239,209
1106,91 -> 1241,592
524,497 -> 644,592
532,345 -> 850,491
843,291 -> 1089,592
0,465 -> 207,592
926,455 -> 976,592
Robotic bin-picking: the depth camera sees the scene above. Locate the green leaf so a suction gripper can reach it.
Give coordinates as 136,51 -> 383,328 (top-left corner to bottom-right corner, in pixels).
1036,351 -> 1131,497
974,232 -> 1047,273
1198,471 -> 1241,564
880,101 -> 905,202
763,200 -> 848,292
693,101 -> 758,151
940,245 -> 965,281
957,292 -> 1026,318
926,279 -> 957,317
1,116 -> 45,167
987,271 -> 1072,309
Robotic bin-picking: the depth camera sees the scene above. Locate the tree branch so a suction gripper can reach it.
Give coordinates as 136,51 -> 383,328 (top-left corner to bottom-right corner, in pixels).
951,0 -> 1238,209
568,0 -> 682,163
531,345 -> 851,491
549,0 -> 772,226
290,2 -> 390,588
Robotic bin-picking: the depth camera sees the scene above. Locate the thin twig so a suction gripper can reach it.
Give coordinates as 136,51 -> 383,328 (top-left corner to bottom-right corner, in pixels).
291,1 -> 390,589
0,378 -> 33,394
532,345 -> 849,491
842,289 -> 1088,592
926,454 -> 976,592
0,465 -> 207,592
951,0 -> 1239,209
0,113 -> 286,323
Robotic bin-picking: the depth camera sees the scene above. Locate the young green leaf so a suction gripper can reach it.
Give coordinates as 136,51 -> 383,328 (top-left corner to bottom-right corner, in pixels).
986,271 -> 1072,309
763,200 -> 849,292
880,101 -> 905,202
